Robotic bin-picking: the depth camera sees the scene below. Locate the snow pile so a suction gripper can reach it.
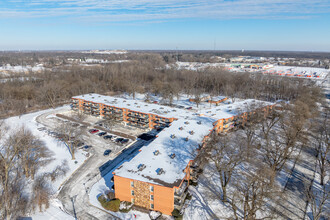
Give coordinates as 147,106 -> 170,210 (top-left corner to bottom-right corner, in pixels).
149,210 -> 162,219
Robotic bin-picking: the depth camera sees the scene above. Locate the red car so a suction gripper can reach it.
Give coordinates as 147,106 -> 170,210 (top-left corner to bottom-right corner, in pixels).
89,129 -> 99,134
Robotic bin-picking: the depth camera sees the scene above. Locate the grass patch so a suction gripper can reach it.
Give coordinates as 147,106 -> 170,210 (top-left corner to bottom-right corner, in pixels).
98,195 -> 120,212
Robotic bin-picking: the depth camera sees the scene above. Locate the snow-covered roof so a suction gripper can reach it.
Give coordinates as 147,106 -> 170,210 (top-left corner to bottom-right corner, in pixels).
114,116 -> 215,187
73,93 -> 272,187
72,93 -> 182,118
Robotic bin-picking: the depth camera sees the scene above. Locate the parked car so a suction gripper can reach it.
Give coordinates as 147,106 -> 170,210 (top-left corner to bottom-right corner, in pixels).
115,138 -> 124,143
98,132 -> 107,136
103,135 -> 113,140
89,129 -> 99,134
83,145 -> 91,150
103,149 -> 112,156
121,138 -> 129,144
186,106 -> 193,110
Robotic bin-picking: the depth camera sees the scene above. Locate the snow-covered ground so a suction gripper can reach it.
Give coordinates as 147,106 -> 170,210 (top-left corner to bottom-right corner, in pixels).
83,59 -> 129,64
3,106 -> 87,219
166,62 -> 329,80
0,64 -> 45,74
82,50 -> 127,54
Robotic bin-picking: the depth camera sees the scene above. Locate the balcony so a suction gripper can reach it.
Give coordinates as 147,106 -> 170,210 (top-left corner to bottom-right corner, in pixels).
83,103 -> 92,107
91,105 -> 99,109
174,180 -> 188,198
174,194 -> 187,210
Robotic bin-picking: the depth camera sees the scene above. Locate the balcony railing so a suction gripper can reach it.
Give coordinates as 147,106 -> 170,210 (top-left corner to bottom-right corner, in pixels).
174,180 -> 188,198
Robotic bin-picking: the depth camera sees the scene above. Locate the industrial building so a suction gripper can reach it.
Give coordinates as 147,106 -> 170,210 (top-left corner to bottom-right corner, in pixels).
71,94 -> 274,215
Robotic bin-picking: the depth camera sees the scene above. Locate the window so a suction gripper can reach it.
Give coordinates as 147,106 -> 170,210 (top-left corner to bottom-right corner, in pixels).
150,186 -> 154,192
131,181 -> 134,187
150,203 -> 154,209
150,195 -> 154,201
131,198 -> 135,203
131,190 -> 134,196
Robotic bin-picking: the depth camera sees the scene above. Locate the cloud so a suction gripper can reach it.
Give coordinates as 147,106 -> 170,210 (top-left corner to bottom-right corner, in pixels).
0,0 -> 329,22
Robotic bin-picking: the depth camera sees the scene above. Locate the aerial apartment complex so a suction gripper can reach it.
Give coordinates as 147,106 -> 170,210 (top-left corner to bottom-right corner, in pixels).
71,94 -> 274,215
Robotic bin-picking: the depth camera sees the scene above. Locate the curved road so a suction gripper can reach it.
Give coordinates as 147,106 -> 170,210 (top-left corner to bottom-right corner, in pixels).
36,109 -> 121,219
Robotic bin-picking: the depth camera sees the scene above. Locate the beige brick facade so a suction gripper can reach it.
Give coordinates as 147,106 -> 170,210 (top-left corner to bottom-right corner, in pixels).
134,181 -> 151,209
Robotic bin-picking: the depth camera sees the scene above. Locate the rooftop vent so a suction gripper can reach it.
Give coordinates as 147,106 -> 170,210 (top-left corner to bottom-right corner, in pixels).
179,127 -> 184,130
197,121 -> 202,125
154,150 -> 160,156
169,153 -> 176,159
184,121 -> 190,125
170,134 -> 176,139
156,168 -> 165,175
138,164 -> 146,171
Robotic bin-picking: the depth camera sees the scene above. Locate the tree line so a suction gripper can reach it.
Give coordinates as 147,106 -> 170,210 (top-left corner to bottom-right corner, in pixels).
0,55 -> 322,118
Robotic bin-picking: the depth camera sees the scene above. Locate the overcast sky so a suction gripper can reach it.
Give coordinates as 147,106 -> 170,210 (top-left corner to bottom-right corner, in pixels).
0,0 -> 329,51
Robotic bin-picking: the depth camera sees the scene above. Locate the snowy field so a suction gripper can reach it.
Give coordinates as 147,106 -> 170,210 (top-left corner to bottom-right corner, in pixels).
4,105 -> 87,219
167,62 -> 329,80
0,64 -> 45,74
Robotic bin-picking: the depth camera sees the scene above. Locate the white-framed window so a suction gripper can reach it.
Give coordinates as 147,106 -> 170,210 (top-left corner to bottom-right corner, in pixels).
150,203 -> 154,209
131,198 -> 135,203
150,185 -> 154,192
131,181 -> 134,187
150,195 -> 154,201
131,190 -> 134,196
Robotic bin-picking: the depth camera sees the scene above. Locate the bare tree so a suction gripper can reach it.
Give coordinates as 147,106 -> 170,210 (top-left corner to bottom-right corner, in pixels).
0,123 -> 52,219
305,182 -> 329,220
32,174 -> 52,212
16,127 -> 53,179
230,166 -> 281,220
313,109 -> 330,186
55,120 -> 84,160
205,133 -> 243,201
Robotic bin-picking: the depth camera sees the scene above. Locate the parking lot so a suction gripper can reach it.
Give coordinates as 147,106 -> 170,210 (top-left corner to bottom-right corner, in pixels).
36,110 -> 143,161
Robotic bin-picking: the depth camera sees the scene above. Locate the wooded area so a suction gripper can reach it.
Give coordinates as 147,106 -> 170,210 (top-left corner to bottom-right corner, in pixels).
0,52 -> 322,118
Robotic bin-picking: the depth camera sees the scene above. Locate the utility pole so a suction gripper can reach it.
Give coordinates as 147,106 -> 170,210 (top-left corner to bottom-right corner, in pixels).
176,47 -> 178,62
70,195 -> 78,220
